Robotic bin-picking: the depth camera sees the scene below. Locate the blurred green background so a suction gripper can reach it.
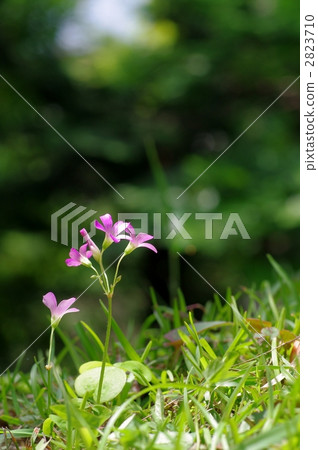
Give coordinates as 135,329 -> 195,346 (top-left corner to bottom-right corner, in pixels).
0,0 -> 299,368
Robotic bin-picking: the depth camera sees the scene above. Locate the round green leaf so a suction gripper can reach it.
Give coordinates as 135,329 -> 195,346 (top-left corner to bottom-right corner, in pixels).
114,361 -> 153,385
74,367 -> 126,402
79,361 -> 102,374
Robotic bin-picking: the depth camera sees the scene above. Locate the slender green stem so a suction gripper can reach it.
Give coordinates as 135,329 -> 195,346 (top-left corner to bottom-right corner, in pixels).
111,253 -> 126,294
96,293 -> 112,403
91,264 -> 105,292
47,368 -> 52,411
99,258 -> 110,294
46,326 -> 55,410
96,252 -> 125,403
104,294 -> 113,364
91,265 -> 100,277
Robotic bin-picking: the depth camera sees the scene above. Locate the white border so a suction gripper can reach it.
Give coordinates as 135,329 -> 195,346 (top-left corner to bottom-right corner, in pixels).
300,0 -> 318,448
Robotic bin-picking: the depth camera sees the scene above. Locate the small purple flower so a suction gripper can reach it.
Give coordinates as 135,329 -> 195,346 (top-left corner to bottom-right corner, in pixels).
43,292 -> 79,327
65,243 -> 92,267
124,232 -> 157,255
80,228 -> 101,261
94,213 -> 132,249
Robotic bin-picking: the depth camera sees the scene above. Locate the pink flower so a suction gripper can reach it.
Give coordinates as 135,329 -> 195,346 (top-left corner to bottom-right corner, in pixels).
80,228 -> 101,261
124,232 -> 157,255
65,243 -> 92,267
43,292 -> 79,327
94,213 -> 132,249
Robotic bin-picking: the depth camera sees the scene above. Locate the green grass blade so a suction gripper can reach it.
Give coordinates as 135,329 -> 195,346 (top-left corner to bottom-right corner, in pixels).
222,363 -> 254,420
79,321 -> 104,353
99,299 -> 141,361
233,414 -> 299,450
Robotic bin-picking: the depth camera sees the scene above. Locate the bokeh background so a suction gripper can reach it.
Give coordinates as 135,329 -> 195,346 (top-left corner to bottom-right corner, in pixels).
0,0 -> 299,369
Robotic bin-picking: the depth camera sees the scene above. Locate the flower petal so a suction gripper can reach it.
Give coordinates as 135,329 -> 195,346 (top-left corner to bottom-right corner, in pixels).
79,244 -> 89,256
63,307 -> 80,315
80,228 -> 100,258
135,233 -> 154,244
110,233 -> 120,243
55,297 -> 78,318
94,220 -> 106,232
69,248 -> 81,260
80,228 -> 89,239
126,224 -> 135,235
100,214 -> 113,232
116,234 -> 131,241
113,221 -> 130,235
139,243 -> 158,253
65,258 -> 82,267
43,292 -> 57,314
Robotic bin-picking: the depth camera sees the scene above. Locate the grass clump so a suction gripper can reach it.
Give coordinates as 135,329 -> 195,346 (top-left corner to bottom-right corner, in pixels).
0,260 -> 299,449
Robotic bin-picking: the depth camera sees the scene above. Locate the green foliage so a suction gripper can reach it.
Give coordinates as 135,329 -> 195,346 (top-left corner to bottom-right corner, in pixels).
74,366 -> 126,403
0,270 -> 299,449
0,0 -> 299,366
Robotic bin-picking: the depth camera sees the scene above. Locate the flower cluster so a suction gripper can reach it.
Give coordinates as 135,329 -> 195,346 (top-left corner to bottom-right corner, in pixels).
43,213 -> 157,325
66,213 -> 157,268
42,212 -> 157,402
